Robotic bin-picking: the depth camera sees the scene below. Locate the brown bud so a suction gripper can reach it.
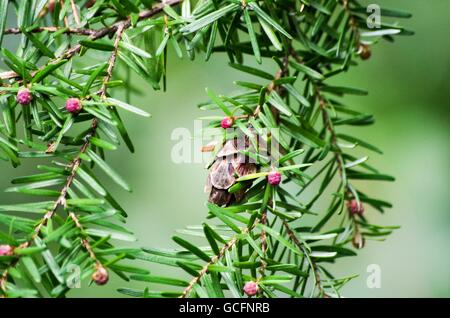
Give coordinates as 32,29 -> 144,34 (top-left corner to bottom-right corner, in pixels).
92,266 -> 109,285
352,232 -> 365,249
358,43 -> 371,60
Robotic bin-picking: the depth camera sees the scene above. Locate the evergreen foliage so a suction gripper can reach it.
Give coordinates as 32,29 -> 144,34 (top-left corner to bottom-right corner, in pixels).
0,0 -> 411,298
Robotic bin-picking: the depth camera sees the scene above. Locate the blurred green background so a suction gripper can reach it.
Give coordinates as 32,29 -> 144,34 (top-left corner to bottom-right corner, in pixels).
1,0 -> 449,297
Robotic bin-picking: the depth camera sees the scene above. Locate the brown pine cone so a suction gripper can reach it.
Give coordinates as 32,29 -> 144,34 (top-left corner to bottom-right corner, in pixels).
205,137 -> 257,206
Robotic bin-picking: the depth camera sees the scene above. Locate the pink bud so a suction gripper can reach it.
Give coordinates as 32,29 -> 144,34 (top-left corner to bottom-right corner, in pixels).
0,245 -> 13,256
220,117 -> 234,129
267,171 -> 282,186
92,266 -> 109,285
243,281 -> 258,296
65,98 -> 82,114
347,199 -> 364,215
16,88 -> 33,105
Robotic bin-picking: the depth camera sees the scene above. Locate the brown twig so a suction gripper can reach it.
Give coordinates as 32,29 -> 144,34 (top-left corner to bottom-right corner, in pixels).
282,221 -> 326,297
316,88 -> 346,183
3,26 -> 96,36
289,48 -> 347,186
98,23 -> 125,98
259,211 -> 268,275
180,225 -> 255,298
180,238 -> 237,298
69,212 -> 101,265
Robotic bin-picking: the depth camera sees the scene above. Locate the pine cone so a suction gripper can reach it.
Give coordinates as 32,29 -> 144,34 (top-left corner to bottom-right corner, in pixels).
205,137 -> 257,206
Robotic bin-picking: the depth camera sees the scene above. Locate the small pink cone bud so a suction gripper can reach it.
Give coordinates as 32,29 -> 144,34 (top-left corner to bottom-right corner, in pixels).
267,171 -> 282,186
347,199 -> 364,216
65,98 -> 82,114
243,281 -> 258,297
92,266 -> 109,285
220,117 -> 234,129
16,88 -> 33,105
0,245 -> 13,256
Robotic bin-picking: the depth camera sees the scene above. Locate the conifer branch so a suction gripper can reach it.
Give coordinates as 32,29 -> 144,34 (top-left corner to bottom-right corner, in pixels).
0,121 -> 95,293
68,212 -> 102,269
180,225 -> 253,298
0,0 -> 183,81
98,23 -> 125,99
0,0 -> 411,298
282,221 -> 325,297
1,14 -> 125,294
316,87 -> 347,186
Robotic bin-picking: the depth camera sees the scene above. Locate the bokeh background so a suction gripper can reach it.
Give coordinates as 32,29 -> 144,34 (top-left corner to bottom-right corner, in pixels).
1,0 -> 449,297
